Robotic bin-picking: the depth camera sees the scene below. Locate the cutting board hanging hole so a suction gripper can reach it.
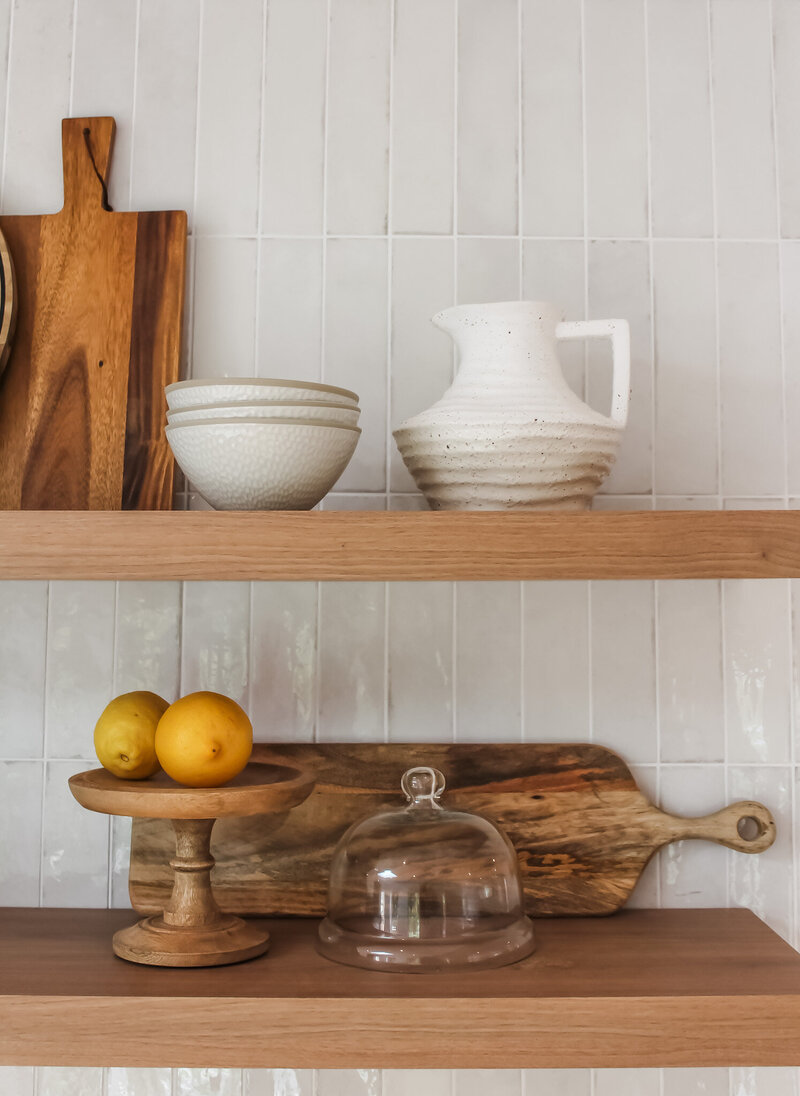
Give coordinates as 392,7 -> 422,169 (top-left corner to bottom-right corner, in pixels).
82,127 -> 113,211
738,814 -> 766,842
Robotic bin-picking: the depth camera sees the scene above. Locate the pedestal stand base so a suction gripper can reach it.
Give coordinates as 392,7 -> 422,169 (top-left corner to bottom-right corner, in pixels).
113,914 -> 270,967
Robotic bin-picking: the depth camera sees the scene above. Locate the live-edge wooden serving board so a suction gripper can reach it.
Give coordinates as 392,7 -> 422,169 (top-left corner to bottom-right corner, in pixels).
130,743 -> 776,918
0,117 -> 186,509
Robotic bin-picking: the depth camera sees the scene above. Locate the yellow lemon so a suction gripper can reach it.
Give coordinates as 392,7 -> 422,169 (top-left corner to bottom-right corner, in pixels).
94,691 -> 169,780
154,691 -> 253,787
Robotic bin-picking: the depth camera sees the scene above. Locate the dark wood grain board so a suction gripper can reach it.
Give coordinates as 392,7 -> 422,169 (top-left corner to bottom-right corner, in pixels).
129,743 -> 776,918
0,117 -> 186,510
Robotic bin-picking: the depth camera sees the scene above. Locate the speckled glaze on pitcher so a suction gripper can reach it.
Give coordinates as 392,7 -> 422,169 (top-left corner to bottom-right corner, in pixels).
393,300 -> 631,511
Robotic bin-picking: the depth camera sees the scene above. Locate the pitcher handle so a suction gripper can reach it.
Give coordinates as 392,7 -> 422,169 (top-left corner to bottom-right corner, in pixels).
555,318 -> 631,427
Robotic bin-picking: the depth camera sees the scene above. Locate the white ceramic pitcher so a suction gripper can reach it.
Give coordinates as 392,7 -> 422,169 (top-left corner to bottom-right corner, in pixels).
393,300 -> 631,511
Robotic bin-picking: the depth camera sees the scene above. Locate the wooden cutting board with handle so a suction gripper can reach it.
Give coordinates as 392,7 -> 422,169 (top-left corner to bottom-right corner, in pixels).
129,742 -> 776,917
0,117 -> 186,509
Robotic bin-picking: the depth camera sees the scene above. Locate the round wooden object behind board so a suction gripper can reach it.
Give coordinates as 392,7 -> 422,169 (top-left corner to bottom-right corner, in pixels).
0,226 -> 17,379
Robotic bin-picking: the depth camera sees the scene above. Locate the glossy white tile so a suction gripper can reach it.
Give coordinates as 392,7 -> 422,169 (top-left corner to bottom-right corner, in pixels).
316,1071 -> 381,1096
0,581 -> 46,758
658,581 -> 724,763
521,0 -> 583,237
659,764 -> 728,908
175,1069 -> 243,1096
390,236 -> 454,491
653,242 -> 718,495
42,760 -> 108,907
258,239 -> 323,381
46,582 -> 116,759
0,1068 -> 34,1096
36,1067 -> 103,1096
388,582 -> 453,742
110,814 -> 132,908
106,1069 -> 172,1096
718,243 -> 783,498
723,580 -> 791,765
260,0 -> 326,235
455,582 -> 521,743
326,0 -> 390,235
711,0 -> 778,239
522,239 -> 586,398
191,237 -> 258,379
392,0 -> 454,234
729,1068 -> 800,1096
647,0 -> 714,238
70,0 -> 136,210
2,0 -> 71,214
250,583 -> 317,742
773,0 -> 800,238
591,581 -> 657,764
661,1070 -> 729,1096
522,1071 -> 591,1096
193,0 -> 263,236
114,582 -> 181,701
583,0 -> 648,237
453,1072 -> 521,1096
592,1069 -> 660,1096
457,237 -> 520,304
587,240 -> 652,495
0,760 -> 42,905
383,1073 -> 451,1096
781,242 -> 800,496
457,0 -> 518,235
324,238 -> 388,491
318,583 -> 385,741
523,581 -> 590,742
244,1070 -> 314,1096
180,581 -> 251,705
131,0 -> 201,214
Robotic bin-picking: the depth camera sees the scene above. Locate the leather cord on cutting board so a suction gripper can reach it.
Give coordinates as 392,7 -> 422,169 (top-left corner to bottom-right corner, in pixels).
82,126 -> 113,211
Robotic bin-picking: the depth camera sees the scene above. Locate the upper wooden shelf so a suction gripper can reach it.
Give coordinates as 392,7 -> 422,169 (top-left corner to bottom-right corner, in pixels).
2,907 -> 799,1068
1,509 -> 799,581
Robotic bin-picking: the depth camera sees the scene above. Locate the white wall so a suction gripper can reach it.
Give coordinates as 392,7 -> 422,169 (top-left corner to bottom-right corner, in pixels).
0,0 -> 799,1093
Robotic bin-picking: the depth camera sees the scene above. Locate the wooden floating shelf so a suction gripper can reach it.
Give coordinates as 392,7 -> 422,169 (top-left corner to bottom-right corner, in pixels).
2,908 -> 800,1068
1,509 -> 800,581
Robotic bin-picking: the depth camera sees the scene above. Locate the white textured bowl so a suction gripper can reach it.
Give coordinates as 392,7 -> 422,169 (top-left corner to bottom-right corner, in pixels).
167,399 -> 361,427
166,377 -> 359,411
165,417 -> 360,510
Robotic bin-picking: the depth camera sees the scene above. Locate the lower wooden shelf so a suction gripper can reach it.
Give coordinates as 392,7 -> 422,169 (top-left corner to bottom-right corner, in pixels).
1,907 -> 799,1068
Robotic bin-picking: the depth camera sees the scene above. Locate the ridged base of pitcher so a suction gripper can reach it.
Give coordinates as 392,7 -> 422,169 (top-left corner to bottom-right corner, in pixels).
394,422 -> 621,511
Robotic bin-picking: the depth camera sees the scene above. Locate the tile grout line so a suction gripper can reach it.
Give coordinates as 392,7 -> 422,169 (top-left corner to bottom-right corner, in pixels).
0,0 -> 14,209
383,0 -> 395,746
38,582 -> 51,909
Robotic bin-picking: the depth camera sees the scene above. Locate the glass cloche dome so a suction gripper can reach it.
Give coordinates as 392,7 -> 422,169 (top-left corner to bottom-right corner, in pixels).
318,766 -> 536,972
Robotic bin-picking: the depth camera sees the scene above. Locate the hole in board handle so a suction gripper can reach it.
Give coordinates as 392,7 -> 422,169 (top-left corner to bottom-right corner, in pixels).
737,815 -> 764,842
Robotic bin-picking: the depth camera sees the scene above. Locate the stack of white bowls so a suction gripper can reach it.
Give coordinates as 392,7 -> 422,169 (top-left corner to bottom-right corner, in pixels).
164,378 -> 361,510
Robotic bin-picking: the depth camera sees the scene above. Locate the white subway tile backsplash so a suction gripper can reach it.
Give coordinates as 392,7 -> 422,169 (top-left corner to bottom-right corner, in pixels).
593,1069 -> 660,1096
647,0 -> 714,238
2,0 -> 71,214
388,582 -> 452,742
521,0 -> 583,238
457,236 -> 520,304
522,238 -> 586,398
383,1073 -> 450,1096
455,582 -> 521,743
390,235 -> 454,491
36,1067 -> 103,1096
244,1071 -> 315,1096
325,238 -> 388,490
46,582 -> 115,759
0,1067 -> 34,1096
729,1068 -> 800,1096
326,0 -> 390,235
587,240 -> 652,495
523,1071 -> 591,1096
192,237 -> 259,379
0,581 -> 46,758
318,582 -> 385,741
106,1069 -> 172,1096
257,239 -> 323,380
175,1069 -> 242,1096
781,242 -> 800,497
717,243 -> 784,498
114,582 -> 181,700
453,1072 -> 521,1096
260,0 -> 327,236
457,0 -> 518,235
523,581 -> 590,742
659,764 -> 728,908
583,0 -> 648,238
662,1070 -> 729,1096
653,242 -> 718,496
250,583 -> 317,742
392,0 -> 454,235
0,760 -> 42,905
724,580 -> 792,765
131,0 -> 201,215
773,0 -> 800,238
316,1071 -> 381,1096
193,0 -> 264,236
658,581 -> 724,763
71,0 -> 136,210
591,581 -> 657,764
711,0 -> 778,239
180,582 -> 251,705
42,760 -> 109,907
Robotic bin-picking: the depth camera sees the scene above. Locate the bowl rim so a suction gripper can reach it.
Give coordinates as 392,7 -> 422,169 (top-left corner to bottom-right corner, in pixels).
167,399 -> 361,416
166,377 -> 359,402
165,416 -> 361,434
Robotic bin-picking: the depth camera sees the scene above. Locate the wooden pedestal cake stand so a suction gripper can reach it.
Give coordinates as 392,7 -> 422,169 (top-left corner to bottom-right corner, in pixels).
69,761 -> 314,967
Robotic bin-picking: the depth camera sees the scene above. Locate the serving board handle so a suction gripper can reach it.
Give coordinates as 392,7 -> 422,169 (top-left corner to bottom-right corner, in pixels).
657,799 -> 775,853
61,117 -> 115,214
